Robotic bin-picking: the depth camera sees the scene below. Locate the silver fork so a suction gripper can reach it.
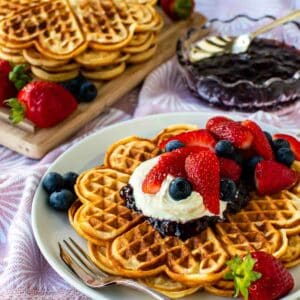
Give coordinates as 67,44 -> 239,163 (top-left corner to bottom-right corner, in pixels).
58,238 -> 170,300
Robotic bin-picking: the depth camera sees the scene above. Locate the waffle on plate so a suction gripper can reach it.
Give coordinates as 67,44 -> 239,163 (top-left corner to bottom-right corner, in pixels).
68,121 -> 300,298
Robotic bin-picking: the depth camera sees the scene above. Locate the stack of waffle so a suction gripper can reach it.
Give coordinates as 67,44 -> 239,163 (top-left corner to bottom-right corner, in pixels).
69,125 -> 300,298
0,0 -> 163,81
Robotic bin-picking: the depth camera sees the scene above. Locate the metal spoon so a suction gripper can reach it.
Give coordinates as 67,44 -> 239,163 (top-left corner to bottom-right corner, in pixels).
190,9 -> 300,63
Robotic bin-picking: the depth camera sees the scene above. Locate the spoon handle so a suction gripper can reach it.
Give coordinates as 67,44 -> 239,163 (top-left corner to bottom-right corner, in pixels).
251,10 -> 300,38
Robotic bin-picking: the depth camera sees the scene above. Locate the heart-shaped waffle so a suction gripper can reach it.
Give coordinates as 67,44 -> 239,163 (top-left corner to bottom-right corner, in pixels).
70,124 -> 300,295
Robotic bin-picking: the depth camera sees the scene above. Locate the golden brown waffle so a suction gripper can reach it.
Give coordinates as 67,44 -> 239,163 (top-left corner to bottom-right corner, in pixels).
70,125 -> 300,297
0,0 -> 163,82
104,136 -> 161,174
75,167 -> 130,204
88,241 -> 202,298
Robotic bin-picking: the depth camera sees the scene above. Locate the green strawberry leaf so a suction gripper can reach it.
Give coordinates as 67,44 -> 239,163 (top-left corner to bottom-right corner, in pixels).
9,64 -> 32,90
224,253 -> 262,300
5,98 -> 25,124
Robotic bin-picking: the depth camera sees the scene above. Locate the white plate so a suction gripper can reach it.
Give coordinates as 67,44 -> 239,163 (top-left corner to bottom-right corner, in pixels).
32,112 -> 300,300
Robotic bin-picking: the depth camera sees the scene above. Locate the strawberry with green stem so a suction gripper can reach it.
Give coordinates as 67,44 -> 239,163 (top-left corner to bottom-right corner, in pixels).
225,251 -> 294,300
160,0 -> 194,21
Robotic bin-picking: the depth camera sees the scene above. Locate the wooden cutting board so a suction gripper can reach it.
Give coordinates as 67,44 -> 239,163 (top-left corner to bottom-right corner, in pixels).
0,12 -> 206,159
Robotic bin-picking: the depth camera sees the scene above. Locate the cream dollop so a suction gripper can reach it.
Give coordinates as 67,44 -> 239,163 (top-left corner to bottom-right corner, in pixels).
129,156 -> 227,223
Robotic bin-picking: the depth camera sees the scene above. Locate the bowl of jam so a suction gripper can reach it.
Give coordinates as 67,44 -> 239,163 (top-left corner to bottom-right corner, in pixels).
177,15 -> 300,112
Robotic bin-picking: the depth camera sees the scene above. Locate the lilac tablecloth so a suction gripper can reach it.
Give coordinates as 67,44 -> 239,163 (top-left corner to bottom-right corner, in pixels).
1,1 -> 300,299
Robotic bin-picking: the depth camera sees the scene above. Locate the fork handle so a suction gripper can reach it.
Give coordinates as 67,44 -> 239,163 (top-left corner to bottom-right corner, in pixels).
117,279 -> 170,300
251,10 -> 300,38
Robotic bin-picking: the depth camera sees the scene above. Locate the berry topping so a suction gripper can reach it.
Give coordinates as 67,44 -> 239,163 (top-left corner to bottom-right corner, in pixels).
273,133 -> 300,160
245,156 -> 263,174
161,0 -> 194,21
272,138 -> 290,151
63,172 -> 79,193
206,117 -> 253,149
255,160 -> 298,195
215,140 -> 235,157
165,140 -> 185,152
159,129 -> 216,151
275,147 -> 295,166
79,81 -> 98,102
242,120 -> 274,160
219,157 -> 241,182
169,177 -> 192,200
7,81 -> 78,128
225,251 -> 294,300
185,150 -> 220,214
42,172 -> 64,194
49,189 -> 75,211
263,131 -> 273,144
220,178 -> 237,202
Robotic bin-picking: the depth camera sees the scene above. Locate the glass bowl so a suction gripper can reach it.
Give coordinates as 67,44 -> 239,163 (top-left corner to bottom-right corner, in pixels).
176,14 -> 300,112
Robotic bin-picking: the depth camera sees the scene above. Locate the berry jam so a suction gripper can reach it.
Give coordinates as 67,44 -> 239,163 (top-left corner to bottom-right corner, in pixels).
192,38 -> 300,84
177,35 -> 300,112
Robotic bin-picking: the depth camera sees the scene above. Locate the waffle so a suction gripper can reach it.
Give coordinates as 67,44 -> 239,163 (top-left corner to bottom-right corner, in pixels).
88,241 -> 202,298
0,0 -> 163,82
69,125 -> 300,297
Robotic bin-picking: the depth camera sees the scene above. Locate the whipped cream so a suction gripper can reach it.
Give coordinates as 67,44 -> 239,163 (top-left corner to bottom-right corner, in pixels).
129,156 -> 227,223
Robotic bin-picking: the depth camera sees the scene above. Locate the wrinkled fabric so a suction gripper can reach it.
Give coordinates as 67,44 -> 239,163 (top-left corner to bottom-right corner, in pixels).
1,1 -> 300,299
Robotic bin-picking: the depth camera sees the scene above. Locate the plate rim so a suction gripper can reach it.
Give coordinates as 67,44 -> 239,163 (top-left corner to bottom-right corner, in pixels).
31,111 -> 300,300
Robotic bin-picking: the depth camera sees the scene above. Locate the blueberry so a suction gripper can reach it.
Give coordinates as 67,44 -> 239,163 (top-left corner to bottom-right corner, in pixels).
215,140 -> 235,157
220,178 -> 237,202
264,131 -> 273,145
169,177 -> 192,200
245,156 -> 263,173
272,138 -> 290,151
63,172 -> 79,192
61,76 -> 85,96
275,147 -> 295,166
48,189 -> 75,211
42,172 -> 64,194
79,81 -> 98,102
165,140 -> 185,152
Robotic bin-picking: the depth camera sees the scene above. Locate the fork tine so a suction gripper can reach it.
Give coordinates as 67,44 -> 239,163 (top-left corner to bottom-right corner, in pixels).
58,242 -> 95,283
64,238 -> 107,277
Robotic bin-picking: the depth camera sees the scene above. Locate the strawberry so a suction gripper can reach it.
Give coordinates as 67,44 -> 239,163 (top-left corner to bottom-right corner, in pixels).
0,60 -> 17,106
207,118 -> 253,149
273,133 -> 300,160
185,150 -> 220,214
142,146 -> 204,194
6,81 -> 78,128
225,251 -> 294,300
159,129 -> 216,151
160,0 -> 194,21
255,160 -> 298,195
219,158 -> 241,182
242,120 -> 274,160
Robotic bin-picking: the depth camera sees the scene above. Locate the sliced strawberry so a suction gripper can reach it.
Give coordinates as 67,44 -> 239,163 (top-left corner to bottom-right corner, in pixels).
273,133 -> 300,160
255,160 -> 299,195
242,120 -> 274,160
207,118 -> 253,149
219,158 -> 241,182
159,129 -> 216,151
185,150 -> 220,214
206,116 -> 233,131
142,146 -> 204,194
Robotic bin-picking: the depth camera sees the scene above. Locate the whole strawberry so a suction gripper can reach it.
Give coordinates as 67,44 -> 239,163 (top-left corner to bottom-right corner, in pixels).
6,81 -> 78,128
0,60 -> 17,106
160,0 -> 194,21
225,251 -> 294,300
